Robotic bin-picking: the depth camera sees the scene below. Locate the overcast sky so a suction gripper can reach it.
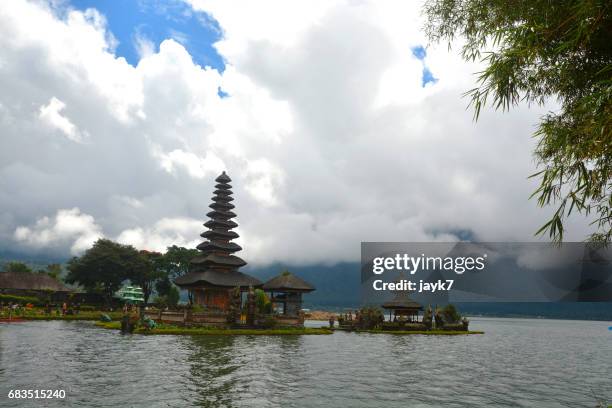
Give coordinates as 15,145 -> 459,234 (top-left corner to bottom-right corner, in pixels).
0,0 -> 592,266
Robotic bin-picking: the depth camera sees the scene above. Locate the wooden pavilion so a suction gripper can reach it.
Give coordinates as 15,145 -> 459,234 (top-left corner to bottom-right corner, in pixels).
262,271 -> 315,317
0,271 -> 71,302
381,290 -> 423,323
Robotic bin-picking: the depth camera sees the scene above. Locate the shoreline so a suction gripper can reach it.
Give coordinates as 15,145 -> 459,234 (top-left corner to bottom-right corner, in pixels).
306,310 -> 612,323
94,321 -> 332,335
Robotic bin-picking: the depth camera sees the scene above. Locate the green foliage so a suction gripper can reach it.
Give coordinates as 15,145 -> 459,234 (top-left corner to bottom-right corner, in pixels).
3,261 -> 33,273
127,251 -> 165,304
0,294 -> 39,305
424,0 -> 612,242
155,245 -> 198,304
160,245 -> 199,279
64,241 -> 169,306
155,276 -> 172,297
358,306 -> 384,329
167,285 -> 180,306
191,304 -> 205,312
45,264 -> 62,280
154,277 -> 180,306
17,310 -> 124,321
254,289 -> 272,314
95,321 -> 332,335
441,304 -> 461,323
154,286 -> 180,312
65,239 -> 138,306
258,315 -> 278,328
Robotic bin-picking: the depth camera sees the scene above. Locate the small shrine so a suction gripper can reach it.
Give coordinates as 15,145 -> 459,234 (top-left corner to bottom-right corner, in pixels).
263,271 -> 315,325
381,290 -> 423,323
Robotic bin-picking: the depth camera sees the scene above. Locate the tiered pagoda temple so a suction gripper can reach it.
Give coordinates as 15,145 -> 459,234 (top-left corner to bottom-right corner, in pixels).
175,171 -> 261,310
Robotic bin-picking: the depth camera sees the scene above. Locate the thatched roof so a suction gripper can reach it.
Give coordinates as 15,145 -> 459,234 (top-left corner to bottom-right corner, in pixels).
175,270 -> 262,288
262,271 -> 315,292
381,291 -> 422,310
0,272 -> 71,292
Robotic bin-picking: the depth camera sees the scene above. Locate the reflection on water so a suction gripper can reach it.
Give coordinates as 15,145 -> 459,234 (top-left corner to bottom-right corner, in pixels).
0,318 -> 610,407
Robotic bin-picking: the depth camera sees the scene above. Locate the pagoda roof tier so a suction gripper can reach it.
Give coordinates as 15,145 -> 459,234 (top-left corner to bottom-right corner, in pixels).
206,210 -> 237,219
204,219 -> 238,230
215,183 -> 232,190
212,195 -> 234,203
215,172 -> 232,183
175,270 -> 261,288
213,189 -> 233,196
201,229 -> 239,240
196,241 -> 242,253
191,254 -> 247,268
209,202 -> 235,211
262,272 -> 315,292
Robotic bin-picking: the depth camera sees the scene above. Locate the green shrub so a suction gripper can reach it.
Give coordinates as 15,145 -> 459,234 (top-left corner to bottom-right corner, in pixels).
167,286 -> 180,306
441,304 -> 461,323
258,315 -> 277,329
0,294 -> 40,305
358,306 -> 384,329
254,289 -> 271,314
79,305 -> 96,311
191,304 -> 205,312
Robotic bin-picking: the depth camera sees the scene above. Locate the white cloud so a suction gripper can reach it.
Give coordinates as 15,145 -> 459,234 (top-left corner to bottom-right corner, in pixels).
133,32 -> 155,59
116,217 -> 202,252
0,0 -> 594,265
153,146 -> 226,179
39,96 -> 84,142
14,208 -> 103,255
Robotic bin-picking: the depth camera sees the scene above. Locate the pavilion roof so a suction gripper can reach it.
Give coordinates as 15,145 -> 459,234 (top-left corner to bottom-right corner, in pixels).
0,271 -> 71,292
381,291 -> 422,310
262,271 -> 315,292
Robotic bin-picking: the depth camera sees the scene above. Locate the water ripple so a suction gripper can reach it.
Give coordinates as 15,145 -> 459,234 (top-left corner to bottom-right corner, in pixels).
0,318 -> 610,407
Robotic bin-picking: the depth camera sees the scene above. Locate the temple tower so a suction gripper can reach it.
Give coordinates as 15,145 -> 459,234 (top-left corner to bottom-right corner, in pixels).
175,171 -> 261,310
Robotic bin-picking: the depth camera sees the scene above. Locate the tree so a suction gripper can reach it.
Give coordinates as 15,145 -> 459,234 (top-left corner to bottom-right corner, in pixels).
65,239 -> 136,307
167,286 -> 180,307
4,261 -> 32,273
45,264 -> 62,281
424,0 -> 612,242
161,245 -> 199,279
155,276 -> 172,297
126,251 -> 165,305
160,245 -> 198,304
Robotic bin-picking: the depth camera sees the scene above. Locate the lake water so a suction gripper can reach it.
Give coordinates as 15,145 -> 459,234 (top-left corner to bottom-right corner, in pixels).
0,318 -> 610,407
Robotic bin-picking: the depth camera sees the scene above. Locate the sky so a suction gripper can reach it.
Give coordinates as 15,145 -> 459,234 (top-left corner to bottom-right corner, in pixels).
0,0 -> 593,266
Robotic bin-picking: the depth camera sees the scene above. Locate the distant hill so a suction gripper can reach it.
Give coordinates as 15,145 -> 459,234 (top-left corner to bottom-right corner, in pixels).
247,263 -> 612,321
245,262 -> 361,309
0,251 -> 67,275
454,302 -> 612,321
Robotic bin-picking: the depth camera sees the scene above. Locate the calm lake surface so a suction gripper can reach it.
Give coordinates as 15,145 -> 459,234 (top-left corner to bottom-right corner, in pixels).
0,317 -> 610,407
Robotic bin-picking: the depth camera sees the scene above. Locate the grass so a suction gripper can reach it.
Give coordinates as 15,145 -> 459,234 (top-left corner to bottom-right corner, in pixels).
95,321 -> 333,336
10,311 -> 124,321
